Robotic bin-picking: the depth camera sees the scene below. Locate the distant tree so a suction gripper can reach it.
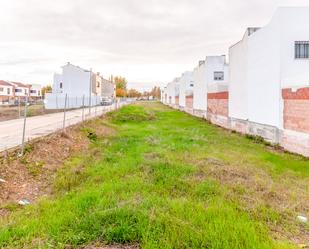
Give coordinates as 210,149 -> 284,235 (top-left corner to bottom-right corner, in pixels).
143,86 -> 161,99
112,76 -> 128,97
116,88 -> 126,98
114,76 -> 127,90
41,85 -> 52,98
127,89 -> 142,98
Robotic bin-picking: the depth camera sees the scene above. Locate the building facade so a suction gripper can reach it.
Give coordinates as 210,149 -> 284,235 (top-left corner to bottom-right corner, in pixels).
162,7 -> 309,157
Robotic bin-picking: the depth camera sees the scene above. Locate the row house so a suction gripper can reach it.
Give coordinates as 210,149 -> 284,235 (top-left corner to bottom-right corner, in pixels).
45,62 -> 116,109
229,7 -> 309,156
0,80 -> 14,103
0,80 -> 42,104
162,7 -> 309,157
192,56 -> 229,120
179,71 -> 194,112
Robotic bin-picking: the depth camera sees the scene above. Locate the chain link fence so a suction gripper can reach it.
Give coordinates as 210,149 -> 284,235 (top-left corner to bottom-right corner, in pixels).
0,96 -> 133,155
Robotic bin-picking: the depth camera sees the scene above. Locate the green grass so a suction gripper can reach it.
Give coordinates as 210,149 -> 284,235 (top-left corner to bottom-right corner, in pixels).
0,102 -> 308,248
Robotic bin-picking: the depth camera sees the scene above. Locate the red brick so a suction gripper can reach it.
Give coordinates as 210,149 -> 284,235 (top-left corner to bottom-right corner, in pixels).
175,96 -> 179,105
207,91 -> 229,117
207,91 -> 229,100
282,87 -> 309,100
185,95 -> 193,109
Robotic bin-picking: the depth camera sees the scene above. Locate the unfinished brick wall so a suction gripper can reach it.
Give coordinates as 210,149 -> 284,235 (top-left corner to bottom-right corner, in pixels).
282,87 -> 309,133
207,91 -> 229,117
185,95 -> 193,109
175,96 -> 179,106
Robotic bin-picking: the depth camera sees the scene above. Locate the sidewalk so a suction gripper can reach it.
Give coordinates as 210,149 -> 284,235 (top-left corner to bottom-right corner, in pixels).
0,103 -> 123,152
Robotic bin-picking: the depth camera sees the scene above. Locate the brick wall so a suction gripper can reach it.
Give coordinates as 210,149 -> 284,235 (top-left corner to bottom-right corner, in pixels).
175,96 -> 179,105
185,95 -> 193,109
282,87 -> 309,133
207,91 -> 229,117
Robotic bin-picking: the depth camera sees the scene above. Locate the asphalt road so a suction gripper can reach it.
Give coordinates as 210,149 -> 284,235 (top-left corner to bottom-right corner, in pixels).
0,103 -> 123,152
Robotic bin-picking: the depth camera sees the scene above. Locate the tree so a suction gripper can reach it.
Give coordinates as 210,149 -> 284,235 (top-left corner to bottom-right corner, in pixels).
116,88 -> 126,98
112,76 -> 128,97
142,86 -> 161,99
41,85 -> 52,98
127,89 -> 142,98
114,76 -> 127,90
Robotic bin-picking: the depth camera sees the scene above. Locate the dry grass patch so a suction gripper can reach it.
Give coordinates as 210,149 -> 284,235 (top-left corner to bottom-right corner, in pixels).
191,157 -> 309,245
0,116 -> 115,216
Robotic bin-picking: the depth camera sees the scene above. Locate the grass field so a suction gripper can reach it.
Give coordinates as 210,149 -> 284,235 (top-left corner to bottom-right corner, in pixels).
0,102 -> 308,248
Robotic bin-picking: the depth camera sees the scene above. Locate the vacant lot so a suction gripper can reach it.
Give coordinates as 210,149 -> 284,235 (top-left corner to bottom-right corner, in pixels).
0,104 -> 63,121
0,102 -> 308,248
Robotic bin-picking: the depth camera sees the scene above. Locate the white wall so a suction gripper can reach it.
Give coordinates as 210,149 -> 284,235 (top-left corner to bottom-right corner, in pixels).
45,93 -> 100,109
179,71 -> 194,107
230,7 -> 309,128
0,84 -> 13,97
165,78 -> 179,105
229,34 -> 249,121
30,84 -> 42,97
52,63 -> 93,98
193,62 -> 207,110
279,7 -> 309,89
205,56 -> 229,93
247,15 -> 281,127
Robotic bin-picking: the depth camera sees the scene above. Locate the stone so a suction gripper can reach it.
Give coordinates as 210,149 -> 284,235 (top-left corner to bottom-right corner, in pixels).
18,199 -> 31,206
297,215 -> 308,223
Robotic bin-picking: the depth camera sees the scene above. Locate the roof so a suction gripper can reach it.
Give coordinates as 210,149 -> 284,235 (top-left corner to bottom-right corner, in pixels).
0,80 -> 13,87
10,82 -> 30,88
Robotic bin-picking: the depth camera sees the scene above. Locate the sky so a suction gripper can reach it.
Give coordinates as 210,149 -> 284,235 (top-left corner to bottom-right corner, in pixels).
0,0 -> 308,91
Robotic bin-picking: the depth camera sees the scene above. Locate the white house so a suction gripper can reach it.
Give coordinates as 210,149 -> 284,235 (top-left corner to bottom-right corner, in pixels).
192,61 -> 207,114
29,84 -> 42,99
10,82 -> 30,99
45,63 -> 100,109
164,78 -> 179,106
192,56 -> 229,118
229,7 -> 309,154
101,78 -> 116,98
179,71 -> 194,110
0,80 -> 14,104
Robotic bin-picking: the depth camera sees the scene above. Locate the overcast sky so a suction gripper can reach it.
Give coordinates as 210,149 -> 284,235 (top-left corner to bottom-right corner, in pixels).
0,0 -> 308,91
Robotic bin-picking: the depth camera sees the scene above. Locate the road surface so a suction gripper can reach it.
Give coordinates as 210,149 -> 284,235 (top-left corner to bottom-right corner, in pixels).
0,103 -> 124,153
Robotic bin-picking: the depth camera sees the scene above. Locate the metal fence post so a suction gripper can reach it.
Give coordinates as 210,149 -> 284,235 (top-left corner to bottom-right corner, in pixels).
20,96 -> 28,156
63,94 -> 68,131
88,68 -> 92,116
82,94 -> 85,122
95,95 -> 97,117
18,96 -> 21,118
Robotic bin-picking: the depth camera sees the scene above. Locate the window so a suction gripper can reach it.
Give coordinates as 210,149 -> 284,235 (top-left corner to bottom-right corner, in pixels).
0,87 -> 3,92
7,88 -> 10,94
24,89 -> 27,94
30,90 -> 37,94
60,82 -> 63,89
190,84 -> 194,87
295,41 -> 309,59
38,90 -> 41,96
97,81 -> 100,87
15,89 -> 22,93
214,71 -> 224,81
